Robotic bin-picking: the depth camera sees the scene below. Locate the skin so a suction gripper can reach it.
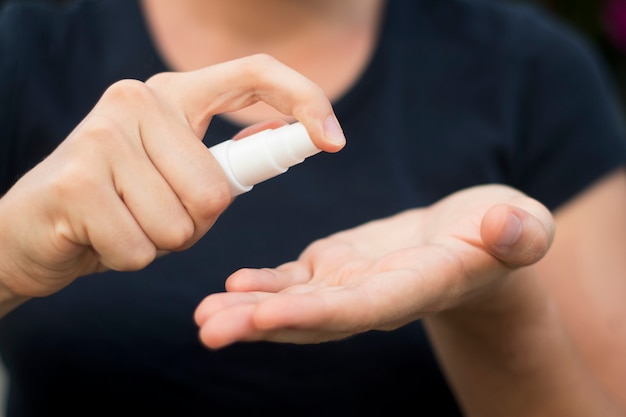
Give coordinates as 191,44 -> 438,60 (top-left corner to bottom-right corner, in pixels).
194,185 -> 556,346
0,54 -> 346,316
1,0 -> 626,415
424,169 -> 626,416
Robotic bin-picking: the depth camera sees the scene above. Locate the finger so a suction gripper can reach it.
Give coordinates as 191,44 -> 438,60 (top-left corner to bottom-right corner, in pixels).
225,262 -> 311,293
480,203 -> 554,267
195,286 -> 356,335
95,80 -> 233,247
231,119 -> 289,140
81,193 -> 157,271
51,168 -> 158,271
137,102 -> 231,244
252,292 -> 346,330
107,136 -> 196,251
194,292 -> 261,327
195,293 -> 353,349
198,301 -> 259,349
28,133 -> 159,272
146,54 -> 346,152
110,172 -> 194,252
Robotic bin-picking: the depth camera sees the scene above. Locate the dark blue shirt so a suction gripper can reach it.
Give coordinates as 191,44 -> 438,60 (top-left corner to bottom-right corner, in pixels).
1,0 -> 625,415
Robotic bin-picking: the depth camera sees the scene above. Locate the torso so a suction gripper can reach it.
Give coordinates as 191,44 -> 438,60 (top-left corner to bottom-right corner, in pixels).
1,1 -> 625,415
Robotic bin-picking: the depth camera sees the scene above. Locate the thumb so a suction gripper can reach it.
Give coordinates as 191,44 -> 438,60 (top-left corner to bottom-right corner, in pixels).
480,203 -> 555,267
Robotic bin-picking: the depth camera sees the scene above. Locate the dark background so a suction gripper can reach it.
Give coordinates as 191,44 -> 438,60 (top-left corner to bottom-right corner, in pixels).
508,0 -> 626,116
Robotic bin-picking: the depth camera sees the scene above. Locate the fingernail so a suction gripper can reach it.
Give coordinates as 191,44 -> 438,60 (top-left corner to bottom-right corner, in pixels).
495,213 -> 522,247
324,115 -> 346,147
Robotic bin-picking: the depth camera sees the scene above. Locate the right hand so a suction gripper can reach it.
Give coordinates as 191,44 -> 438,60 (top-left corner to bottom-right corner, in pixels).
0,54 -> 345,301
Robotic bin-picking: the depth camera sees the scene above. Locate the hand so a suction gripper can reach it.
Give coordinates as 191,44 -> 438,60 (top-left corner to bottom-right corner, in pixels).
194,184 -> 554,348
0,54 -> 345,302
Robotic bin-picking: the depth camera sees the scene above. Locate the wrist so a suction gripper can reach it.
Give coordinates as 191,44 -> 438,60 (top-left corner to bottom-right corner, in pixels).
438,265 -> 545,319
0,278 -> 30,318
0,201 -> 32,317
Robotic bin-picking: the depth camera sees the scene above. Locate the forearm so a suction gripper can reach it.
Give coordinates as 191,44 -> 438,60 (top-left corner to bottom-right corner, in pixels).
424,267 -> 622,417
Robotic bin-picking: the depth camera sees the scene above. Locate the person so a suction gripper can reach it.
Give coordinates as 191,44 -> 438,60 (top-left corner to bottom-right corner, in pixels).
0,0 -> 625,415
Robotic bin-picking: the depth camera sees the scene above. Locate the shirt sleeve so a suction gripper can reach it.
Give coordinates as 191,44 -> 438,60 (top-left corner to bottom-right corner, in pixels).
512,8 -> 626,210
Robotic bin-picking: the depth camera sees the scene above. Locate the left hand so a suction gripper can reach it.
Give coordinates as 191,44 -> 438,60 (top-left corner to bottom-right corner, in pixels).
194,184 -> 554,349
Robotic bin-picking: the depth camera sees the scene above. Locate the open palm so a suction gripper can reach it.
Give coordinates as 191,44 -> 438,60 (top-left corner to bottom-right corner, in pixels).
195,184 -> 554,349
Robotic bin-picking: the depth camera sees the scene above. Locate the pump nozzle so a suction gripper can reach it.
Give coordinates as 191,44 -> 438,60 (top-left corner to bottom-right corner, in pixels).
209,122 -> 321,196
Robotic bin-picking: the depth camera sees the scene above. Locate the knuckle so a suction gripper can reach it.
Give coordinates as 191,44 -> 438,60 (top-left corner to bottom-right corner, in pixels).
45,158 -> 102,202
145,71 -> 177,91
159,218 -> 196,250
102,78 -> 155,106
72,114 -> 125,151
110,245 -> 157,271
189,181 -> 232,223
242,53 -> 280,72
237,54 -> 285,88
